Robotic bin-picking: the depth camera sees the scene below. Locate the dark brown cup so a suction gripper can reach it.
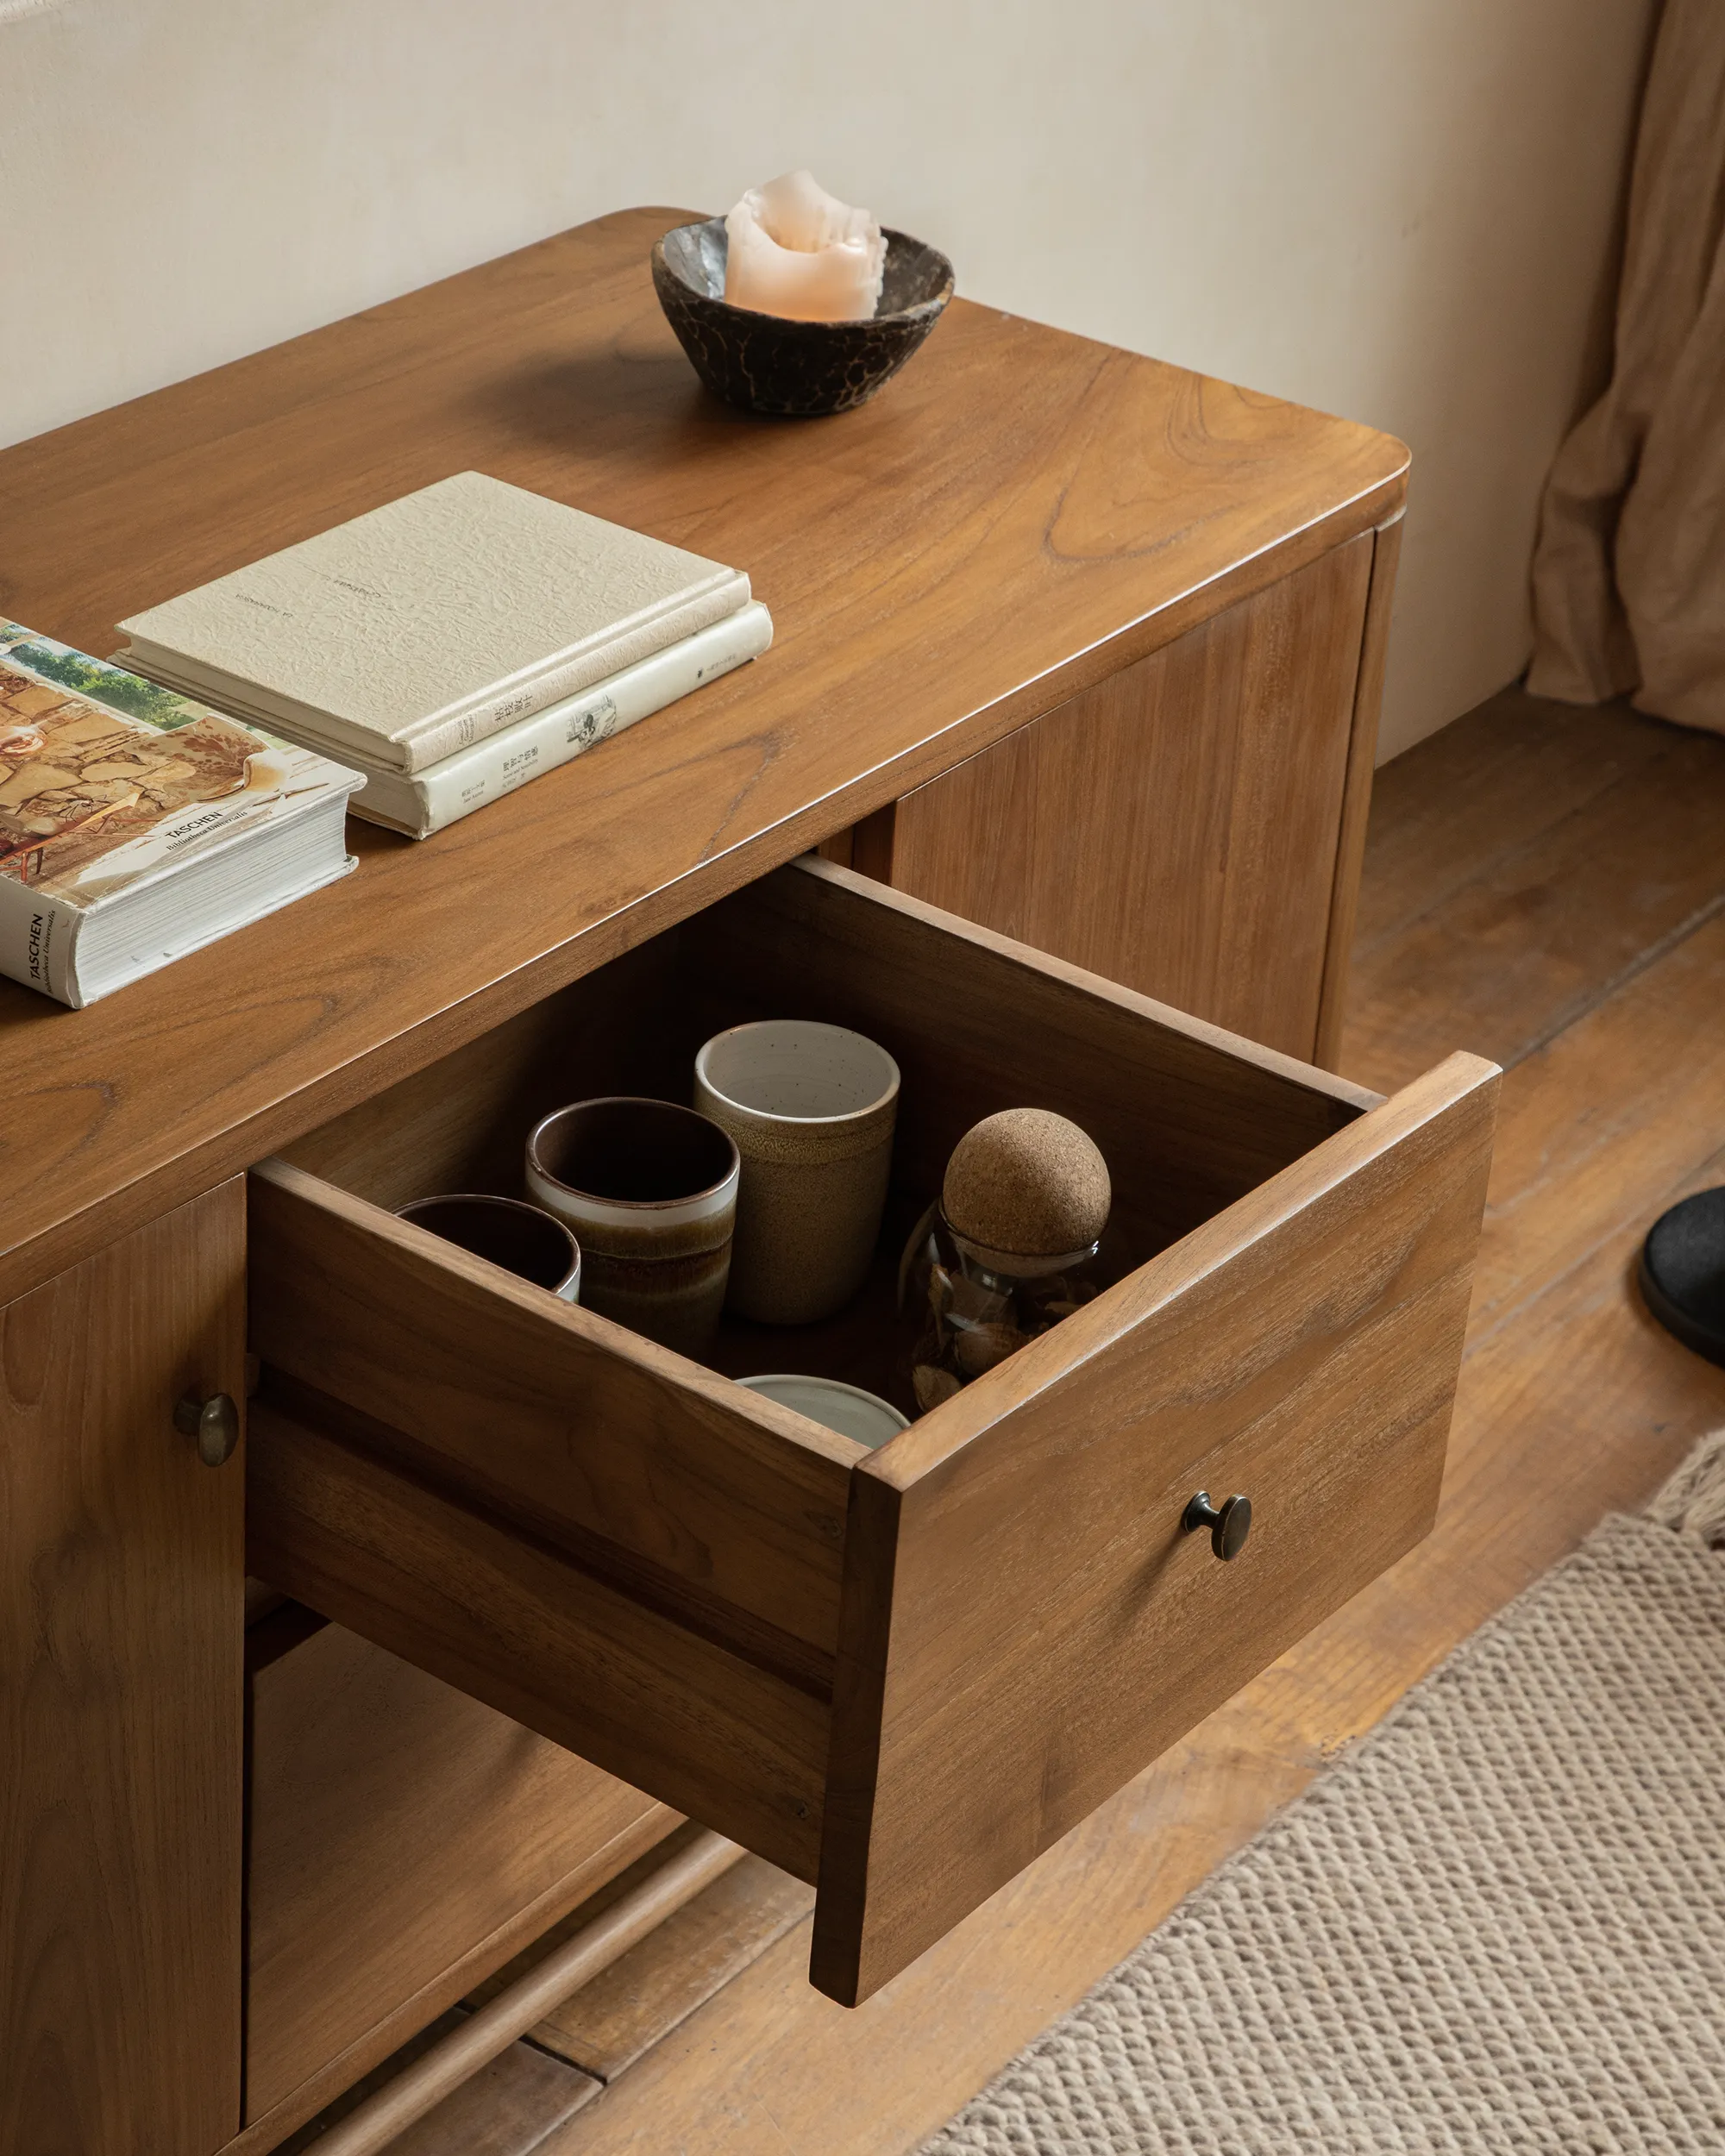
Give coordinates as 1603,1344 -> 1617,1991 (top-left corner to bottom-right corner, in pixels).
395,1193 -> 581,1301
525,1098 -> 740,1357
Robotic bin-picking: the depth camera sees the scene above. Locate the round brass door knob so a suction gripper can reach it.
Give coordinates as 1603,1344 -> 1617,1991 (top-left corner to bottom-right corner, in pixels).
1183,1489 -> 1251,1561
175,1391 -> 240,1468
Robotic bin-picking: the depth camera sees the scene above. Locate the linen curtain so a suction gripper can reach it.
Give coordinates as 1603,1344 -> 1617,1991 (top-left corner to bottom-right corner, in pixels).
1527,0 -> 1725,735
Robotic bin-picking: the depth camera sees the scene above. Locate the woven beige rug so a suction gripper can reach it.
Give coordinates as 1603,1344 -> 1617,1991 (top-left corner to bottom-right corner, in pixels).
922,1432 -> 1725,2154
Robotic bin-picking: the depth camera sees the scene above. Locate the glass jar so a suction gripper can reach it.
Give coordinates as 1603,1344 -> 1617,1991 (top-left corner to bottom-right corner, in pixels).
899,1202 -> 1107,1413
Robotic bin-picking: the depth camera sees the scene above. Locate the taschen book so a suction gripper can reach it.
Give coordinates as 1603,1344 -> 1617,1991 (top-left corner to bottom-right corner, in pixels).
114,472 -> 756,777
0,624 -> 361,1008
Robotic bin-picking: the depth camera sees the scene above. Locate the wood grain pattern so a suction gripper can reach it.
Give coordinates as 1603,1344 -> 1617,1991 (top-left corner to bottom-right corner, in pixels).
273,849 -> 1377,1322
248,849 -> 1379,1774
277,937 -> 680,1213
1343,687 -> 1725,1094
463,1823 -> 736,2010
812,1050 -> 1497,2003
1465,911 -> 1725,1337
1349,689 -> 1683,958
883,536 -> 1373,1059
248,1160 -> 856,1676
263,2009 -> 601,2156
246,1402 -> 831,1881
0,1180 -> 246,2156
529,1855 -> 814,2084
267,1831 -> 743,2156
245,1617 -> 674,2120
684,861 -> 1380,1262
266,2009 -> 476,2156
0,207 -> 1405,1309
1313,511 -> 1403,1069
259,849 -> 1375,1459
380,2037 -> 599,2154
248,857 -> 1484,2015
527,693 -> 1725,2156
234,1797 -> 669,2156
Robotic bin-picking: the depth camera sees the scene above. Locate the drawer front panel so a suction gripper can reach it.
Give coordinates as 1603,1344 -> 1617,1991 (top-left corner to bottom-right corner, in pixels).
812,1052 -> 1496,2002
246,1615 -> 674,2121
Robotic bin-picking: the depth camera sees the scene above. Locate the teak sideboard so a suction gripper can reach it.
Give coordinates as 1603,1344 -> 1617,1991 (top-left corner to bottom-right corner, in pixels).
0,208 -> 1497,2153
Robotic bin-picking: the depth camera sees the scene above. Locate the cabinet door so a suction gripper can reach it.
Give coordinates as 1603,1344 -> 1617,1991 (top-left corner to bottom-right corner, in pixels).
879,537 -> 1377,1062
0,1179 -> 246,2155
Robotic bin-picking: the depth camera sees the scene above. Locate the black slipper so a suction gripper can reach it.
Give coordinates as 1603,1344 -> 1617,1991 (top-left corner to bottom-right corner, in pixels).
1640,1188 -> 1725,1369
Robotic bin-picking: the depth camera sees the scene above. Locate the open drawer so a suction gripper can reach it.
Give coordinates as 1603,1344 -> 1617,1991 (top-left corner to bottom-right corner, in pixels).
247,857 -> 1496,2007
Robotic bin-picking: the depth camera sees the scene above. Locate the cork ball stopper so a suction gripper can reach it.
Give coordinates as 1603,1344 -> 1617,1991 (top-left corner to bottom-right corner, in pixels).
942,1109 -> 1111,1258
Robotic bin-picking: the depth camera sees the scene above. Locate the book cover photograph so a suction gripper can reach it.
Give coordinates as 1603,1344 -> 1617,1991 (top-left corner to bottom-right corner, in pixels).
0,624 -> 342,901
0,621 -> 361,1006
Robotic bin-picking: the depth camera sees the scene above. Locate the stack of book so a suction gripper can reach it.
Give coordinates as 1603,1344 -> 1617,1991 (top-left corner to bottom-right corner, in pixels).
115,472 -> 772,839
0,623 -> 361,1007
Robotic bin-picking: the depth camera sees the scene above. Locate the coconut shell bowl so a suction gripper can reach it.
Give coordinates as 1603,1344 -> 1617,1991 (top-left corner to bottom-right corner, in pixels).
650,218 -> 955,418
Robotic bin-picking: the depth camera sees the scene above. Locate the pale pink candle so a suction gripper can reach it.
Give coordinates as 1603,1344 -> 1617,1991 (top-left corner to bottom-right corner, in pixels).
724,171 -> 886,323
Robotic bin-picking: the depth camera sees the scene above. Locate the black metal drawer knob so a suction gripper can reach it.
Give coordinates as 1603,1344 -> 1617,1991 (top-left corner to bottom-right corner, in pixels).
1183,1489 -> 1251,1561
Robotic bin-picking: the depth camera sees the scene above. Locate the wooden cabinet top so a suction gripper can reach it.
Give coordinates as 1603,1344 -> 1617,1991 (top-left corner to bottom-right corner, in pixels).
0,207 -> 1405,1301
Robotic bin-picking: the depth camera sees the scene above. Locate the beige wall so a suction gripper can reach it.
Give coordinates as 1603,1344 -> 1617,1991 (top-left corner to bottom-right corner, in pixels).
2,0 -> 1653,757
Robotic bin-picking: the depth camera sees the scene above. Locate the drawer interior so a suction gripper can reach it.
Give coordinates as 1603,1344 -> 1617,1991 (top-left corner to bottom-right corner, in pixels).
253,859 -> 1494,2006
279,860 -> 1375,1419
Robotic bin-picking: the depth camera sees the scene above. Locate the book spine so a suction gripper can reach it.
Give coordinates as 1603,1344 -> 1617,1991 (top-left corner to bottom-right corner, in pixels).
395,575 -> 751,774
354,605 -> 775,839
0,875 -> 83,1006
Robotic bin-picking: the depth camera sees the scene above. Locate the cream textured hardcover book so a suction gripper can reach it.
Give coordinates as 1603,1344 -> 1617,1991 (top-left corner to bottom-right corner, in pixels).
0,623 -> 361,1008
353,602 -> 774,839
115,473 -> 752,776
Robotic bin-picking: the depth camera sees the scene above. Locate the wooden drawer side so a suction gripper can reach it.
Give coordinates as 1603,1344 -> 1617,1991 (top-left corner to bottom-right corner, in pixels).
248,1161 -> 856,1682
812,1050 -> 1499,2004
247,1401 -> 831,1883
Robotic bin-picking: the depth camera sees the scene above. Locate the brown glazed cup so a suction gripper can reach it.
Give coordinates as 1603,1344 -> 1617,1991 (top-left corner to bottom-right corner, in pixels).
396,1193 -> 581,1301
525,1098 -> 740,1358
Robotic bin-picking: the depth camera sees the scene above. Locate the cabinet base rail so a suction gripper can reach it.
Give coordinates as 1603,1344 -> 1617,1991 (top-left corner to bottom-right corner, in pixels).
300,1830 -> 742,2156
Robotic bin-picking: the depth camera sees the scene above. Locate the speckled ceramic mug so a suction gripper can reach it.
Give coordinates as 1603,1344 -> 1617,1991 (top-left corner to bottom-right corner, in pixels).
525,1098 -> 739,1358
694,1020 -> 900,1325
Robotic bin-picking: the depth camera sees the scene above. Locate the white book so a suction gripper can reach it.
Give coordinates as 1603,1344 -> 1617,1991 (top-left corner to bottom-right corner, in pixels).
352,604 -> 775,839
115,473 -> 752,776
0,623 -> 361,1008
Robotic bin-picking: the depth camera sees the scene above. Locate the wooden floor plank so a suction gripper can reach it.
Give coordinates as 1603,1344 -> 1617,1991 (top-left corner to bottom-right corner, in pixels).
530,1856 -> 814,2084
1351,689 -> 1676,956
1345,701 -> 1725,1094
382,2038 -> 599,2154
532,705 -> 1725,2156
1467,912 -> 1725,1338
